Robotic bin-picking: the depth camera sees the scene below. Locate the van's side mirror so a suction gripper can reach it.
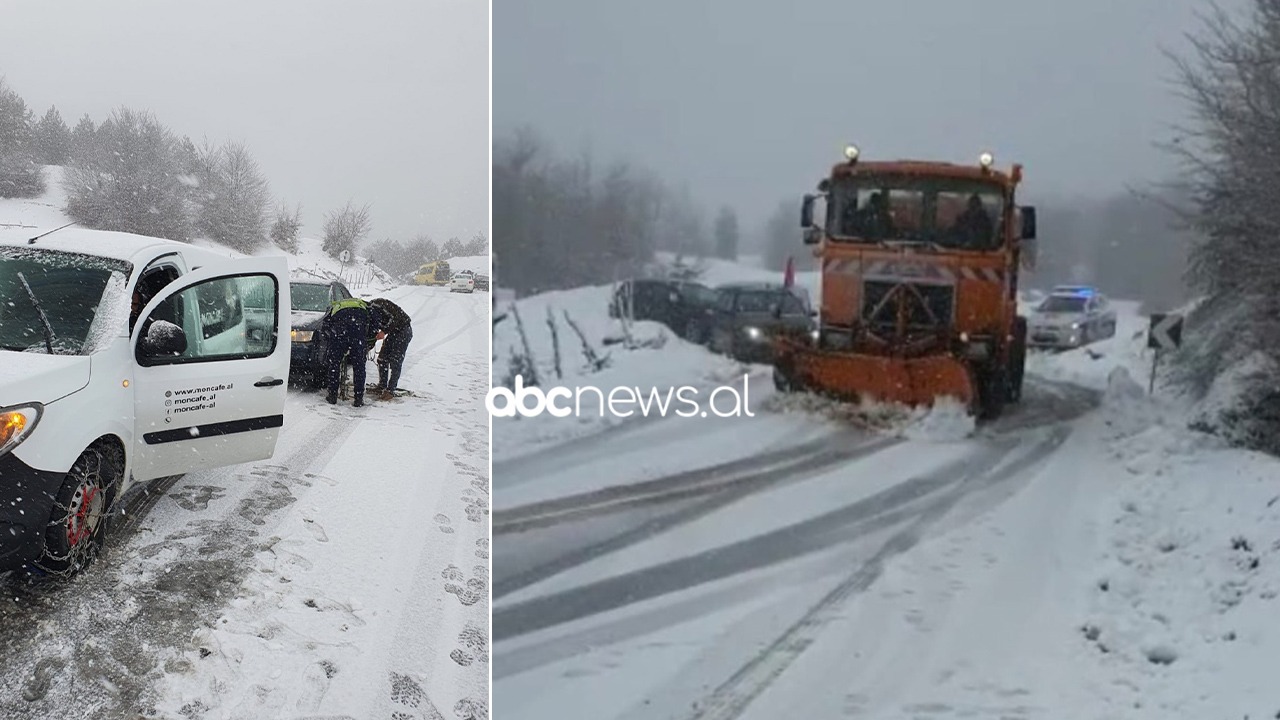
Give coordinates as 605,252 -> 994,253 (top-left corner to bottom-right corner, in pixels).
801,194 -> 815,229
140,320 -> 187,358
1020,206 -> 1037,240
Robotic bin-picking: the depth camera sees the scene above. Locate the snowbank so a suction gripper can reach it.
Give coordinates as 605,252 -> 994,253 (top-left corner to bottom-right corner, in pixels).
447,255 -> 490,275
491,281 -> 755,461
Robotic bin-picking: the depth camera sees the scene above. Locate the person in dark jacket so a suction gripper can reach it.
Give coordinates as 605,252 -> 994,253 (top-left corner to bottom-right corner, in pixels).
951,194 -> 995,249
320,297 -> 384,406
368,297 -> 413,400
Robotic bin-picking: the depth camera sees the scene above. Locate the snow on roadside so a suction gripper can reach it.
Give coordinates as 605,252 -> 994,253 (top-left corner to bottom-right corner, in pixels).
491,282 -> 753,462
1076,365 -> 1280,718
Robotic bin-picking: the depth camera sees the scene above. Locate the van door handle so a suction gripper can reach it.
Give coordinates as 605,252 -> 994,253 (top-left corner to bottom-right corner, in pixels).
254,378 -> 284,387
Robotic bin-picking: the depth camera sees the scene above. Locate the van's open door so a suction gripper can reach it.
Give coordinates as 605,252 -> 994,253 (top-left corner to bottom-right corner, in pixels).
128,257 -> 291,482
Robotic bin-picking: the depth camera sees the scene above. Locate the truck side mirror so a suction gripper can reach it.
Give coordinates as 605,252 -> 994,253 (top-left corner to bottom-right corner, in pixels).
801,194 -> 815,229
803,227 -> 821,245
1020,206 -> 1037,240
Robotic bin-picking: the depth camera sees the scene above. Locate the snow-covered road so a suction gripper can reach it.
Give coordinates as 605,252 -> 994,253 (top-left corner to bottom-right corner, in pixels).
0,285 -> 489,720
493,370 -> 1102,719
494,285 -> 1280,719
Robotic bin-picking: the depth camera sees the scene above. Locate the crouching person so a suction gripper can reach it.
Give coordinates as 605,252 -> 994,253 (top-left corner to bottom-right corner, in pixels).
369,297 -> 413,400
321,297 -> 383,407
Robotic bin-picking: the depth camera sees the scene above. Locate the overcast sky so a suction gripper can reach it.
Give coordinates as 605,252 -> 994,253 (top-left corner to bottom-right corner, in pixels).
496,0 -> 1243,235
1,0 -> 488,244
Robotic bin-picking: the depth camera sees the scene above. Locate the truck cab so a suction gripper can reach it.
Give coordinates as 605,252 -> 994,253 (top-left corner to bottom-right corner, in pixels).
776,146 -> 1038,418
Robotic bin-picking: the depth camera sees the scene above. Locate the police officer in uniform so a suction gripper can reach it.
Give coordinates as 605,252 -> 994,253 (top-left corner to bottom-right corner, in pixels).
320,297 -> 384,406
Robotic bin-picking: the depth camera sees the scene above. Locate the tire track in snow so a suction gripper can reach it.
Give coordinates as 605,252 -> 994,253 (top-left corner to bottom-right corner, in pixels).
0,396 -> 360,718
495,427 -> 1068,644
679,426 -> 1070,720
493,431 -> 869,534
493,433 -> 898,603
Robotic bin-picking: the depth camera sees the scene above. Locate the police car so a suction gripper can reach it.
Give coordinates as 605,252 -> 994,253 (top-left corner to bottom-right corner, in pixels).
0,226 -> 291,576
1028,285 -> 1118,349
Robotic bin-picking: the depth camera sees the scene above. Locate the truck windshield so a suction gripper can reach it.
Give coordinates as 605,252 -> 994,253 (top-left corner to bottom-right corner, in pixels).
827,175 -> 1007,251
0,247 -> 133,355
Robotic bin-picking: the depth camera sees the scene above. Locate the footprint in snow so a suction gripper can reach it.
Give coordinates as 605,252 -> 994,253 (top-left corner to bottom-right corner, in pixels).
449,622 -> 489,667
304,517 -> 329,542
296,660 -> 334,713
442,565 -> 487,606
435,513 -> 454,534
388,672 -> 446,718
474,538 -> 488,560
169,485 -> 226,511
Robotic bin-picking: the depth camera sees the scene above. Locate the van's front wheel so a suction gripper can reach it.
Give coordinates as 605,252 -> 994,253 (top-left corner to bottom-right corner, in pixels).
34,444 -> 120,577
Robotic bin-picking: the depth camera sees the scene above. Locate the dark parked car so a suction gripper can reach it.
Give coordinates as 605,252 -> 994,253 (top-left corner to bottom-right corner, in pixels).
289,278 -> 355,385
475,273 -> 490,291
608,279 -> 721,342
706,283 -> 817,363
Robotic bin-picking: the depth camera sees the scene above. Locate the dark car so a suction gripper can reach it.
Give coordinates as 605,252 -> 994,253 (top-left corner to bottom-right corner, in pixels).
706,283 -> 817,363
288,278 -> 355,385
608,279 -> 721,342
475,273 -> 490,291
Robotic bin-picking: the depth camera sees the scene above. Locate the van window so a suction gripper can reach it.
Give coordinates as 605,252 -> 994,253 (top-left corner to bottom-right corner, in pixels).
0,247 -> 132,355
139,274 -> 278,364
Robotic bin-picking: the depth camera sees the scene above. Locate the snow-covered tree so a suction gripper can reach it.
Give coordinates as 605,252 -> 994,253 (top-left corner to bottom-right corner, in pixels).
190,140 -> 271,252
69,113 -> 96,164
35,106 -> 71,166
441,236 -> 466,258
270,202 -> 302,252
62,107 -> 190,240
1166,0 -> 1280,450
0,78 -> 45,198
322,200 -> 372,258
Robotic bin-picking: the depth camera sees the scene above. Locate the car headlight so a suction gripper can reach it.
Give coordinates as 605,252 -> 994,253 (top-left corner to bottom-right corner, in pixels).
291,330 -> 315,343
0,403 -> 43,459
743,326 -> 763,340
1071,322 -> 1081,329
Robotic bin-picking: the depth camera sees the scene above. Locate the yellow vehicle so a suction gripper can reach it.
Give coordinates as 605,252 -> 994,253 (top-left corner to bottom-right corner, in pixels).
772,145 -> 1037,419
414,260 -> 451,286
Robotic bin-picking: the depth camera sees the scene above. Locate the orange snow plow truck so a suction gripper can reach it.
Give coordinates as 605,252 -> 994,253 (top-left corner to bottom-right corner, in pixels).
772,146 -> 1038,419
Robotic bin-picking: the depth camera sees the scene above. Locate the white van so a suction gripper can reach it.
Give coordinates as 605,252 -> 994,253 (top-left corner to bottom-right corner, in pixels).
0,227 -> 291,576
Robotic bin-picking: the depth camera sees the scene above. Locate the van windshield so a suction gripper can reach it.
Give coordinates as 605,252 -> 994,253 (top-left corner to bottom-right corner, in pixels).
0,247 -> 133,355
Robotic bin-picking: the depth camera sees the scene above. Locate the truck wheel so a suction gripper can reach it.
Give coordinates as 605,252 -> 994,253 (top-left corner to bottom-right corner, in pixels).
978,368 -> 1007,420
34,444 -> 121,577
1008,317 -> 1027,403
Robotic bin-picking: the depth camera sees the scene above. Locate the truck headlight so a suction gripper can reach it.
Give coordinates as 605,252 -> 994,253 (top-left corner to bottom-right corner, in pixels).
291,330 -> 315,343
0,404 -> 43,459
743,326 -> 763,341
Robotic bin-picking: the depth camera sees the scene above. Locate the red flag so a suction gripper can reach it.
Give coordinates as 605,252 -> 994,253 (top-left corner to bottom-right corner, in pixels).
783,256 -> 795,288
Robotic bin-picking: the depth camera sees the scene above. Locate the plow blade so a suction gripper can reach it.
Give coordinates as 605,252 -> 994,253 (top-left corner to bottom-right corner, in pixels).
778,344 -> 976,411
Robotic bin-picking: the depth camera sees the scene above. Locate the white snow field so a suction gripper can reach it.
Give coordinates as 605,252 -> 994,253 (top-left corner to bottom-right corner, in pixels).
0,168 -> 489,720
493,258 -> 1280,719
